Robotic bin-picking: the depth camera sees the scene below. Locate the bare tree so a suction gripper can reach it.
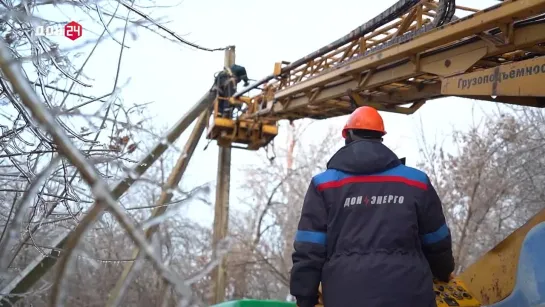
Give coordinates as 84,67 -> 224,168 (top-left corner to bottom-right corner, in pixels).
0,1 -> 228,305
418,110 -> 545,272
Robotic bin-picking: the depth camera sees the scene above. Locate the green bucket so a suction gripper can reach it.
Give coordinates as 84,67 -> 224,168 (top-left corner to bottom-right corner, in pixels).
211,299 -> 297,307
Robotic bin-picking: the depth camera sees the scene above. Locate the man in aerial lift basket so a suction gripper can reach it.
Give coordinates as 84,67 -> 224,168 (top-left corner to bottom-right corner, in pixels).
290,106 -> 455,307
214,64 -> 249,118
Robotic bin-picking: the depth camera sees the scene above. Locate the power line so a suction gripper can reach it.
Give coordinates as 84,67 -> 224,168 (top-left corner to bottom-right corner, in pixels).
119,1 -> 229,52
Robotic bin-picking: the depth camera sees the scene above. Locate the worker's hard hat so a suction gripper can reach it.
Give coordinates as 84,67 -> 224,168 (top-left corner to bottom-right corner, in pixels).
342,106 -> 386,138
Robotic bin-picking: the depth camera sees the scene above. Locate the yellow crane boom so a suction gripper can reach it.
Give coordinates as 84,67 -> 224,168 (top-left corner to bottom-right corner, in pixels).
208,0 -> 545,150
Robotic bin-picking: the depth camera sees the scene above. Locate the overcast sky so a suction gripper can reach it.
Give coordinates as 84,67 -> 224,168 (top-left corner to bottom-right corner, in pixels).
39,0 -> 507,226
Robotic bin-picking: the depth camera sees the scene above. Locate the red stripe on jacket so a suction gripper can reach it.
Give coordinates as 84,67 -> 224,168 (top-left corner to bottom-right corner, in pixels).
316,175 -> 428,191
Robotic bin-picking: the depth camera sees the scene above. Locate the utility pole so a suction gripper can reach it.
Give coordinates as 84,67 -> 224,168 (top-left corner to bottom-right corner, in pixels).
210,46 -> 235,305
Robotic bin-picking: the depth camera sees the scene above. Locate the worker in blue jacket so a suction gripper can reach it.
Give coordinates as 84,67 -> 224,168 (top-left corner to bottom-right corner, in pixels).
290,106 -> 455,307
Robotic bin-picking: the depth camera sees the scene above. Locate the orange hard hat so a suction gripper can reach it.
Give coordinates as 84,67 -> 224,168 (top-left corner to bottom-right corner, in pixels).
342,106 -> 386,138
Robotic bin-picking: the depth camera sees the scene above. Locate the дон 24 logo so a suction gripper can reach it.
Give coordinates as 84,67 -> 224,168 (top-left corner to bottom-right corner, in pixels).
34,21 -> 83,41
